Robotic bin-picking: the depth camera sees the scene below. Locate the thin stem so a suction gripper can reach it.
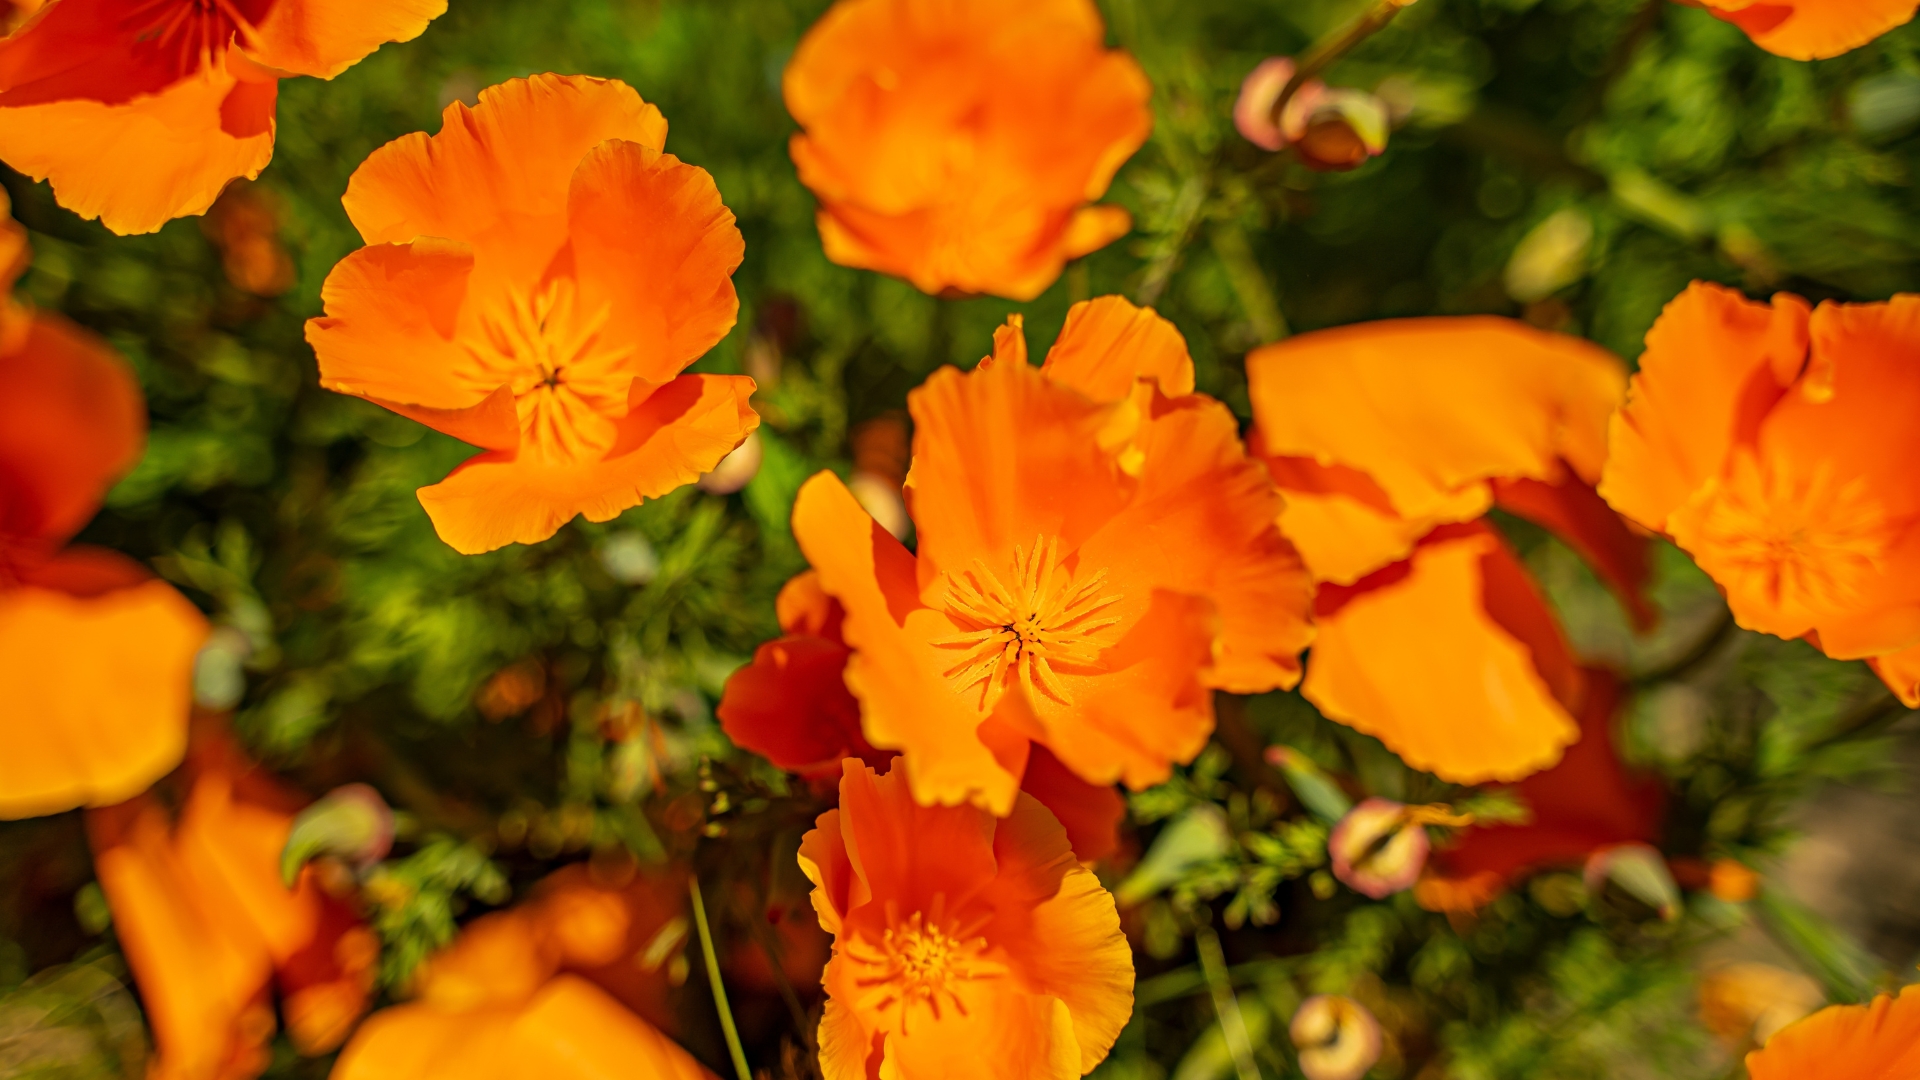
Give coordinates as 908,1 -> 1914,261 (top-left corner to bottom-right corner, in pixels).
690,876 -> 754,1080
1196,924 -> 1263,1080
1271,0 -> 1413,124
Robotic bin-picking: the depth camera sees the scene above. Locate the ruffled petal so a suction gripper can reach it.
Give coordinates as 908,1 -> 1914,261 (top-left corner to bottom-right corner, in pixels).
1039,295 -> 1194,402
307,237 -> 496,413
245,0 -> 447,80
1746,985 -> 1920,1079
717,634 -> 878,778
416,374 -> 757,554
1600,283 -> 1811,533
1018,744 -> 1124,863
798,806 -> 856,935
1302,527 -> 1580,784
0,311 -> 143,548
1255,447 -> 1430,586
776,569 -> 844,639
565,138 -> 743,386
1248,315 -> 1626,532
882,989 -> 1082,1080
835,761 -> 1000,922
0,574 -> 206,819
0,56 -> 276,235
1702,0 -> 1920,59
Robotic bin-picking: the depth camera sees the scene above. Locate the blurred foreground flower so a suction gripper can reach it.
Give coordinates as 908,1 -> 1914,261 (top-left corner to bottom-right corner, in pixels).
1699,963 -> 1825,1051
307,74 -> 759,554
87,728 -> 377,1075
783,0 -> 1151,300
1691,0 -> 1919,60
1247,318 -> 1648,783
0,197 -> 207,819
718,571 -> 1127,861
1290,995 -> 1382,1080
800,761 -> 1133,1079
1601,284 -> 1920,706
1234,57 -> 1389,171
789,297 -> 1313,813
1744,984 -> 1920,1078
1328,799 -> 1449,900
0,0 -> 444,234
201,183 -> 296,297
334,863 -> 700,1078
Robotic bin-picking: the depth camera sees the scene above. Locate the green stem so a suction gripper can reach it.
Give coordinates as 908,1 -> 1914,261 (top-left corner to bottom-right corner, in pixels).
690,876 -> 754,1080
1195,924 -> 1263,1080
1271,0 -> 1411,124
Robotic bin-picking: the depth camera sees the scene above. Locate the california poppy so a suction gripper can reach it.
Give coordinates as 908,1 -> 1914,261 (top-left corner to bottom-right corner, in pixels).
1415,669 -> 1665,911
801,760 -> 1133,1079
306,74 -> 759,554
1691,0 -> 1919,60
1745,984 -> 1920,1079
1247,316 -> 1649,783
1600,284 -> 1920,706
788,297 -> 1313,814
333,868 -> 708,1080
0,196 -> 207,819
718,572 -> 1128,861
783,0 -> 1152,300
86,727 -> 379,1076
0,0 -> 445,235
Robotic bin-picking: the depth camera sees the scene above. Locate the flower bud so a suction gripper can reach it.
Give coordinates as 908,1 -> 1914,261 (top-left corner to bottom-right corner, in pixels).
1234,57 -> 1298,151
1290,995 -> 1383,1080
281,784 -> 395,886
1505,208 -> 1594,303
1290,87 -> 1390,172
1114,805 -> 1234,906
1329,798 -> 1428,899
1265,745 -> 1353,821
1584,842 -> 1681,920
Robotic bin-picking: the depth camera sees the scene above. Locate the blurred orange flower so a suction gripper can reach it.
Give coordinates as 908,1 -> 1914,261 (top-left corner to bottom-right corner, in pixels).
788,297 -> 1313,813
334,866 -> 708,1080
306,74 -> 759,554
1745,984 -> 1920,1079
1692,0 -> 1918,60
86,729 -> 378,1078
783,0 -> 1151,300
1416,669 -> 1664,911
0,0 -> 444,235
718,572 -> 1128,861
1247,316 -> 1647,783
801,761 -> 1133,1079
1600,284 -> 1920,706
0,199 -> 206,819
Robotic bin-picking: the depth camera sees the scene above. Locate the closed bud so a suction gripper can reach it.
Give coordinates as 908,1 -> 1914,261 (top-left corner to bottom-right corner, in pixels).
1291,995 -> 1383,1080
281,784 -> 395,886
1328,798 -> 1428,899
1584,842 -> 1681,921
1114,805 -> 1234,906
1289,87 -> 1390,172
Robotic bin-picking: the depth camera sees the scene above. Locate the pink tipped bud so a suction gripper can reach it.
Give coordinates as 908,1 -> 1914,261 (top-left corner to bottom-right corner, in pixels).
281,784 -> 395,886
1328,798 -> 1428,899
1290,88 -> 1391,171
1234,57 -> 1298,151
1291,995 -> 1383,1080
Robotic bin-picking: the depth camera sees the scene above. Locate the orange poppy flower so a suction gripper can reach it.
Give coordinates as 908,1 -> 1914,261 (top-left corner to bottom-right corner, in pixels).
718,571 -> 1128,861
1745,984 -> 1920,1079
0,0 -> 444,235
334,868 -> 708,1080
788,297 -> 1313,814
0,200 -> 207,819
1691,0 -> 1919,60
1600,284 -> 1920,706
1246,316 -> 1649,783
86,728 -> 379,1077
1415,669 -> 1664,911
783,0 -> 1152,300
306,74 -> 759,554
801,760 -> 1133,1080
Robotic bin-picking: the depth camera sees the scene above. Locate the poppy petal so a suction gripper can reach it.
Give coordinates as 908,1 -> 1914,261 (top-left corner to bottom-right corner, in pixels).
717,634 -> 877,778
0,312 -> 143,548
246,0 -> 447,80
0,576 -> 207,819
1039,295 -> 1194,402
1302,528 -> 1580,784
1746,985 -> 1920,1079
504,976 -> 710,1079
1254,448 -> 1429,586
308,237 -> 492,414
1018,745 -> 1125,863
1870,642 -> 1920,708
1702,0 -> 1920,59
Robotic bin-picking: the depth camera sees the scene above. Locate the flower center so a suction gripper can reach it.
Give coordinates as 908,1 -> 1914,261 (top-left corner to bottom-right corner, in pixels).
843,900 -> 1000,1031
463,278 -> 637,463
934,535 -> 1122,707
129,0 -> 256,72
1687,458 -> 1898,614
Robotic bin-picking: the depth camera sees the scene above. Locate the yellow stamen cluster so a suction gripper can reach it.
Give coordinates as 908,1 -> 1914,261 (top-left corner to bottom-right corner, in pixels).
935,535 -> 1122,706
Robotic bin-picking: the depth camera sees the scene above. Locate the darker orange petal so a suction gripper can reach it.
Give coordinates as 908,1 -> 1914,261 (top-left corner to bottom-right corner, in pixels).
1600,283 -> 1811,533
0,311 -> 143,548
245,0 -> 446,80
565,138 -> 744,386
342,74 -> 667,269
1493,473 -> 1656,631
417,374 -> 757,554
1746,984 -> 1920,1079
1018,744 -> 1125,863
1429,669 -> 1663,887
1303,526 -> 1580,784
1870,642 -> 1920,708
307,238 -> 493,416
0,53 -> 276,235
1253,443 -> 1428,585
903,343 -> 1131,583
1702,0 -> 1920,58
0,573 -> 206,818
330,1001 -> 521,1080
776,569 -> 844,639
717,634 -> 884,779
1039,296 -> 1194,402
